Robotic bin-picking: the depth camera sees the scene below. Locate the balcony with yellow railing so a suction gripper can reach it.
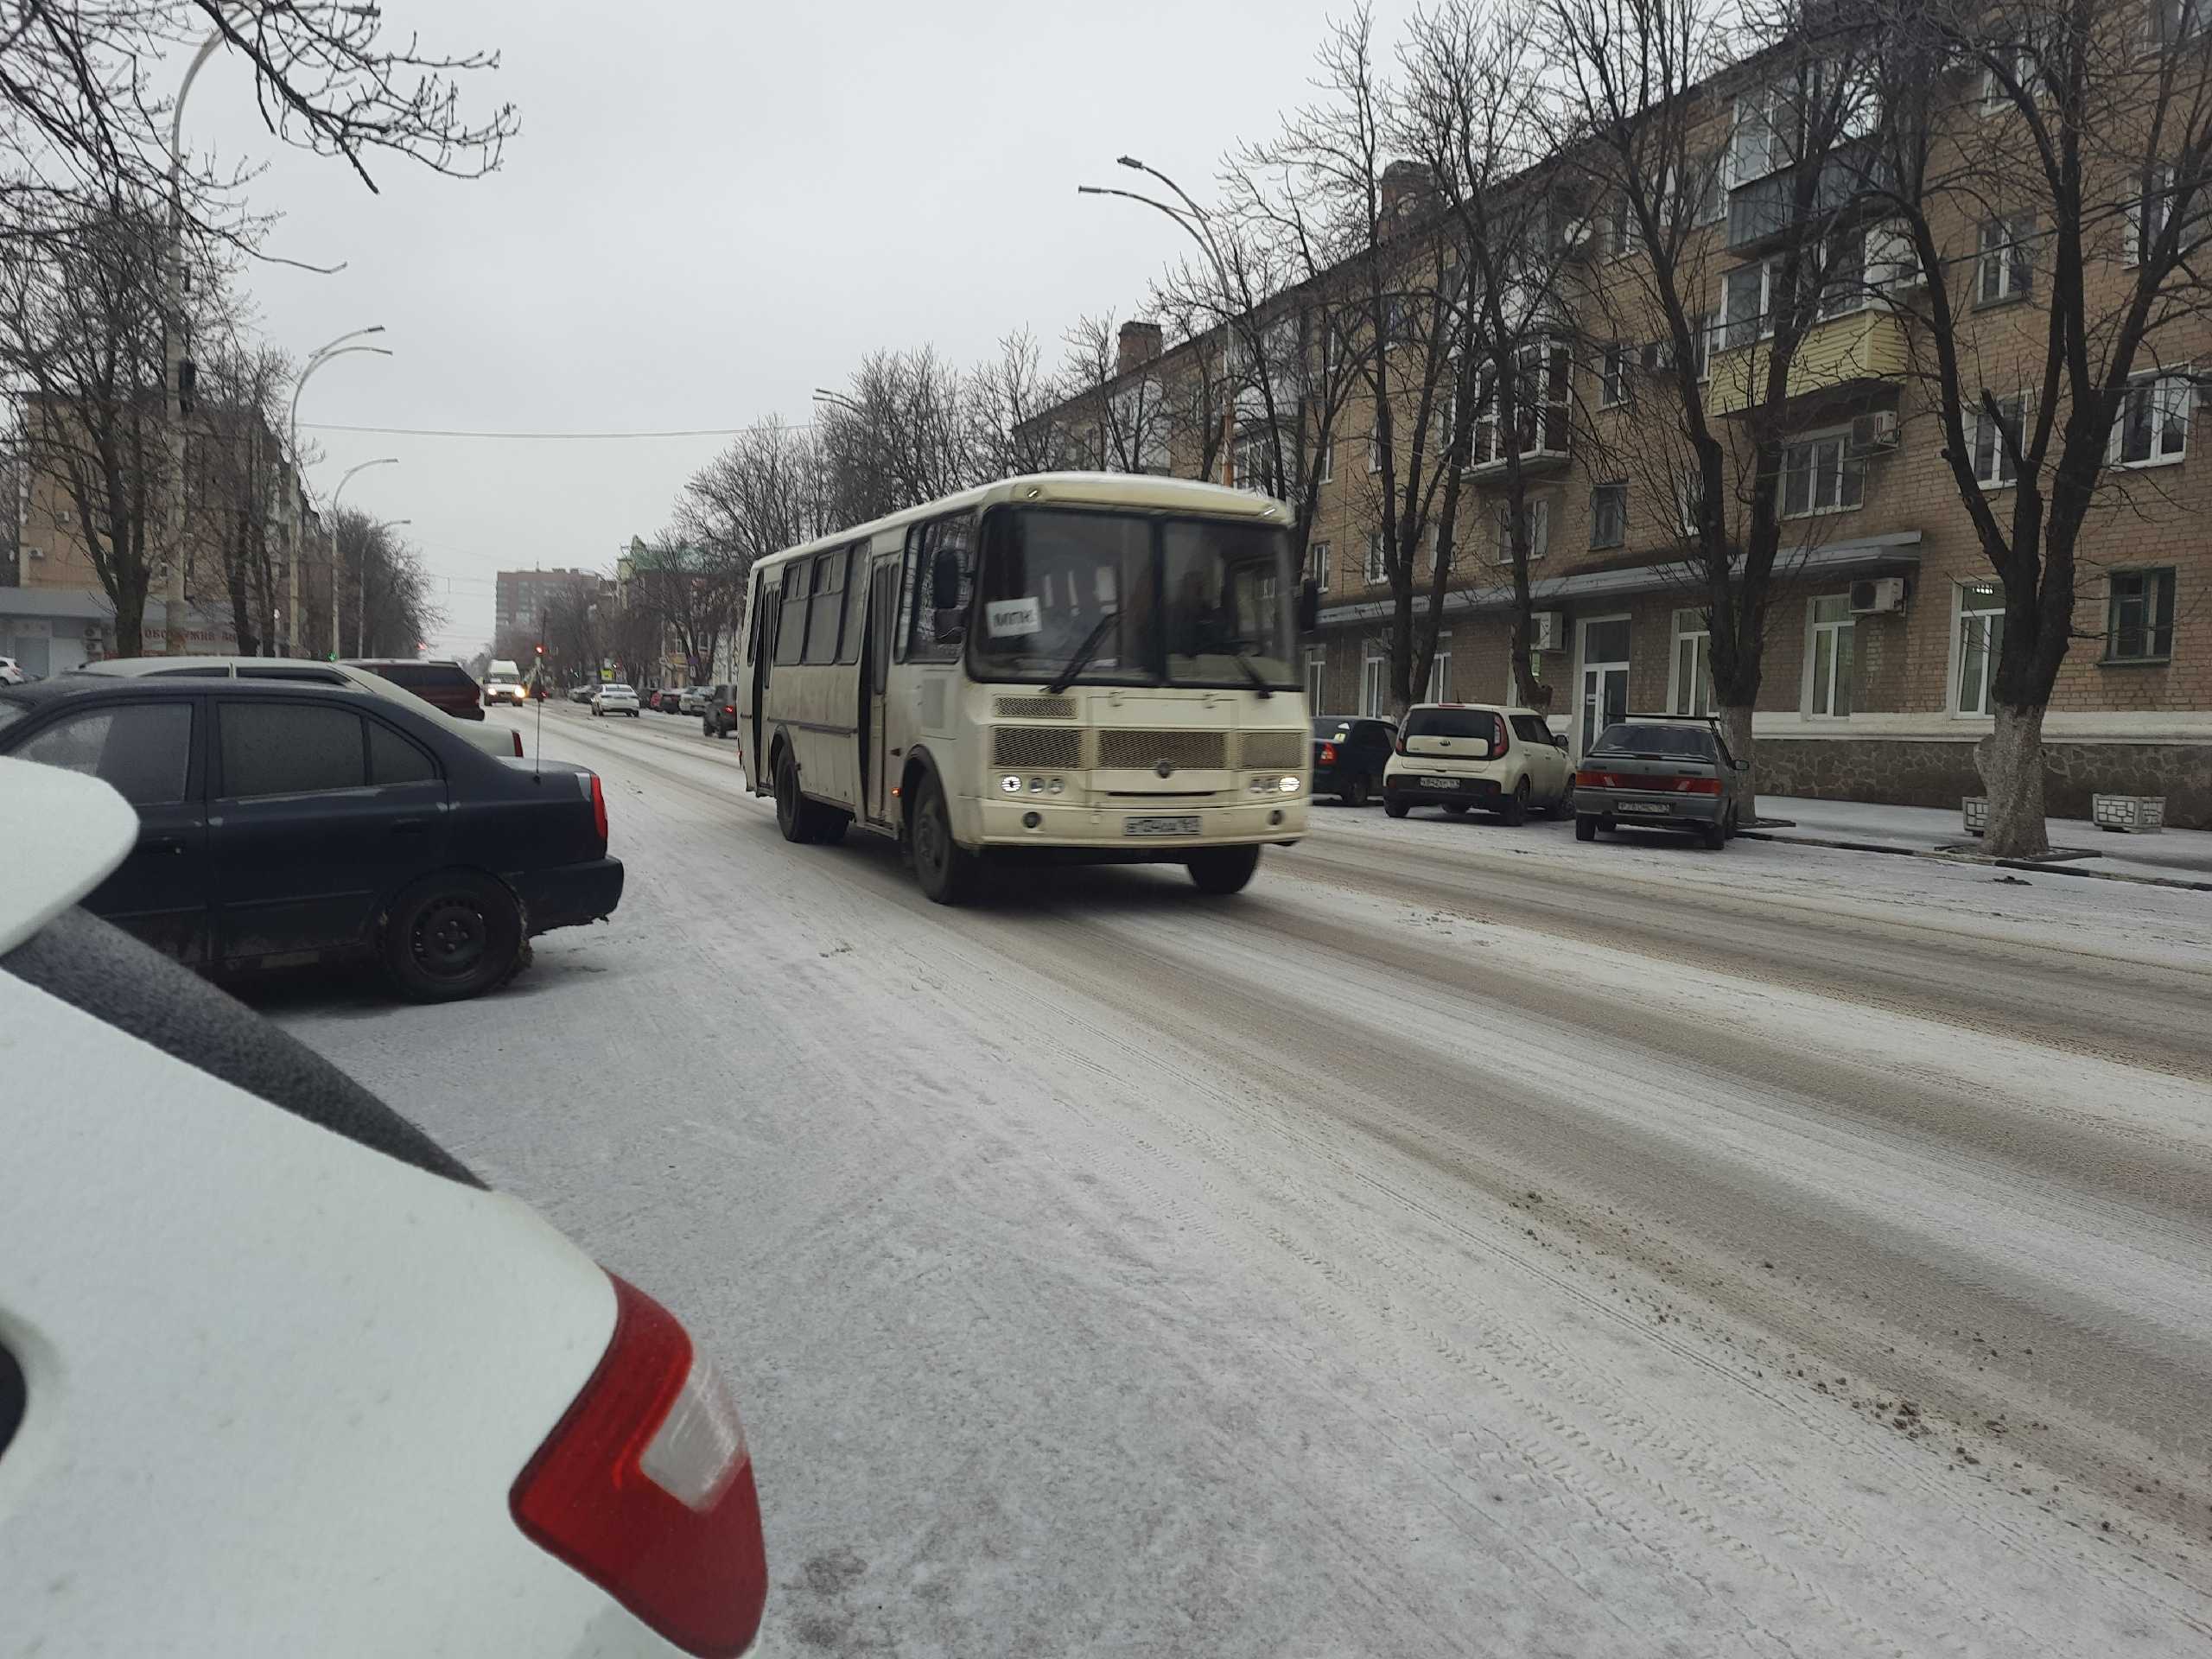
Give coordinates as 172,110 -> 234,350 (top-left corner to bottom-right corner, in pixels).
1703,308 -> 1908,419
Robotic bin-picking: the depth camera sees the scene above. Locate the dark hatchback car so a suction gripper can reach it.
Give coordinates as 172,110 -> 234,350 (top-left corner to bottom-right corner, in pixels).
0,677 -> 623,1001
1311,715 -> 1395,805
703,683 -> 739,740
345,657 -> 484,721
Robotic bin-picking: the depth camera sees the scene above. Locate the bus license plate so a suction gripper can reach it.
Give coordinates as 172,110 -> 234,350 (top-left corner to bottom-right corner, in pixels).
1125,815 -> 1201,837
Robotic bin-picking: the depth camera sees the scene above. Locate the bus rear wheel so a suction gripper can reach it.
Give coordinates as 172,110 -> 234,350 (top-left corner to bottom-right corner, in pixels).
912,775 -> 978,905
1185,844 -> 1261,895
774,749 -> 844,845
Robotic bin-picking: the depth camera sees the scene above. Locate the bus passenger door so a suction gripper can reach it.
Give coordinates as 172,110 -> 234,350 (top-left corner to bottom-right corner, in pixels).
748,580 -> 775,792
862,559 -> 899,824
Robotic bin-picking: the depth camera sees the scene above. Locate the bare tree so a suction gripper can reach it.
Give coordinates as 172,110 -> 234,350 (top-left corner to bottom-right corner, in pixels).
188,330 -> 289,655
1848,0 -> 2212,855
1402,0 -> 1576,715
331,507 -> 435,657
1243,5 -> 1471,713
1548,0 -> 1885,810
0,3 -> 516,251
965,328 -> 1066,477
0,204 -> 174,653
816,346 -> 981,524
1052,311 -> 1179,473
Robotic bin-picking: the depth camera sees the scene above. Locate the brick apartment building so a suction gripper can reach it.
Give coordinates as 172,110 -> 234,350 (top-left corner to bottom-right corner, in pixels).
1028,22 -> 2212,826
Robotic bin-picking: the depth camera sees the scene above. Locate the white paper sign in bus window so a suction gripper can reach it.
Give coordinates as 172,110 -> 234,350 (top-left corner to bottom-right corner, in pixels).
987,597 -> 1042,638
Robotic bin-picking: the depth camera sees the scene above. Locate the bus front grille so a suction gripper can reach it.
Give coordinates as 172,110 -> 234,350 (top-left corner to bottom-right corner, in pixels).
1097,729 -> 1228,772
992,727 -> 1084,770
1238,730 -> 1304,772
994,696 -> 1076,720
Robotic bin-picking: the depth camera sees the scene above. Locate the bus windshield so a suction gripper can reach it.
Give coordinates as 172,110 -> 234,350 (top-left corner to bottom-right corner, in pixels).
972,507 -> 1297,690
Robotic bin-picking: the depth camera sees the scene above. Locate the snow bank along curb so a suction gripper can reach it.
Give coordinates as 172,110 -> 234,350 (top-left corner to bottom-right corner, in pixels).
1735,827 -> 2212,893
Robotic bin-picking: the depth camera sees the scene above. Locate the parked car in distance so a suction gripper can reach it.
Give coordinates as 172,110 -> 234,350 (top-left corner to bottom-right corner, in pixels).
485,658 -> 527,707
75,656 -> 524,760
567,683 -> 594,703
703,683 -> 739,740
678,685 -> 712,716
0,677 -> 624,1001
1573,715 -> 1748,850
346,657 -> 484,721
1311,715 -> 1395,806
1383,703 -> 1573,824
0,758 -> 767,1658
0,655 -> 27,684
594,683 -> 641,718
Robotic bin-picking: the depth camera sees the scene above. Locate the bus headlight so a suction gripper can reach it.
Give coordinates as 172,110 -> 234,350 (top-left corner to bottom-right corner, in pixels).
1028,777 -> 1046,794
1278,776 -> 1300,793
1000,775 -> 1021,794
1046,778 -> 1065,795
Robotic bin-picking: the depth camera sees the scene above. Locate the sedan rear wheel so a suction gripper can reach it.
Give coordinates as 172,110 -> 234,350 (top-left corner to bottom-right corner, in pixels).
1344,774 -> 1370,807
1574,813 -> 1598,842
381,871 -> 523,1003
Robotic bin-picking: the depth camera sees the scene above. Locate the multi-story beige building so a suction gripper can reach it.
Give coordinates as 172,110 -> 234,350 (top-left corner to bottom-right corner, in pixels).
1032,33 -> 2212,828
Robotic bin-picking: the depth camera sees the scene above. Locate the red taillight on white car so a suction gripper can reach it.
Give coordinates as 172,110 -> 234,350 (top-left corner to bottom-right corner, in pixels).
511,1275 -> 767,1658
512,731 -> 525,758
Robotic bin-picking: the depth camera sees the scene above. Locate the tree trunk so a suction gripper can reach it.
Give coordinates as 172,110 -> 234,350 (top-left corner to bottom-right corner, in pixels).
1717,702 -> 1757,826
1977,702 -> 2050,859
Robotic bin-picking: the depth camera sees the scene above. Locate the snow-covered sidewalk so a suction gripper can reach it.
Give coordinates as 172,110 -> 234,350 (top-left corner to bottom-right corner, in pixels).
1751,793 -> 2212,886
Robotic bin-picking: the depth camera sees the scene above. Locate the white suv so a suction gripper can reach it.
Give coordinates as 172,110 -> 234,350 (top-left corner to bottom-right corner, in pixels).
1382,702 -> 1573,823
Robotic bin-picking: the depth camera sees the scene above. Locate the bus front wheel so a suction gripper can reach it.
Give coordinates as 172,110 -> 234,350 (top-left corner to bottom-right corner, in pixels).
912,776 -> 978,905
1185,844 -> 1261,895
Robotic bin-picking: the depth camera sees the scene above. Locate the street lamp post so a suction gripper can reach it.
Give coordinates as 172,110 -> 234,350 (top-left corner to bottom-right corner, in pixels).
1078,156 -> 1242,489
160,25 -> 229,655
283,327 -> 390,655
327,457 -> 397,658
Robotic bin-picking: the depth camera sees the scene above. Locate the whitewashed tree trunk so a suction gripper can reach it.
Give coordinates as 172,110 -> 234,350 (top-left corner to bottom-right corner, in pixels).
1717,702 -> 1757,826
1977,703 -> 2050,858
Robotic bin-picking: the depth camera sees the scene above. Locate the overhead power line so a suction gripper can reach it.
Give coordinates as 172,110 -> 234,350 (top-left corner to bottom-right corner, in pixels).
298,419 -> 817,441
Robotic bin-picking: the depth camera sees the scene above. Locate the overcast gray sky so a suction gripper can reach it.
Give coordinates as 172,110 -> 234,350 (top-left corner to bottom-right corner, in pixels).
187,0 -> 1413,657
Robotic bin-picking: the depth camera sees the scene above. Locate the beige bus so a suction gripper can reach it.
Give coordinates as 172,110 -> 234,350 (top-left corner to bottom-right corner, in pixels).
735,472 -> 1315,904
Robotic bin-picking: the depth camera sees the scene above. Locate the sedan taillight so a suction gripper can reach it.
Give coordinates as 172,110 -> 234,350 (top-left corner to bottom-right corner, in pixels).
512,731 -> 525,758
1675,776 -> 1723,794
1319,742 -> 1338,766
589,772 -> 608,849
511,1275 -> 766,1658
1574,769 -> 1618,789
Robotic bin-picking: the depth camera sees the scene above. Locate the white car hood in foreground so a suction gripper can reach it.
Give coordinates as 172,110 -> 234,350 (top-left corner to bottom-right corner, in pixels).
0,765 -> 682,1656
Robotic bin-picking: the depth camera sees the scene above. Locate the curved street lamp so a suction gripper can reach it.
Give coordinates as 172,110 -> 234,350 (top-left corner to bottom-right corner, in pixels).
281,327 -> 390,655
1078,155 -> 1241,486
327,457 -> 397,656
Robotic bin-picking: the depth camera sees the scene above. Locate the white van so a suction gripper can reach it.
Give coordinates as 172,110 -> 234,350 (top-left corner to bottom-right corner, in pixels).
485,659 -> 526,706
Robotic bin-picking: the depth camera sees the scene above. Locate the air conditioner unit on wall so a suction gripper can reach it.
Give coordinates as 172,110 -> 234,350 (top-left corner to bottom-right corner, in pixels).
1530,610 -> 1565,651
1850,576 -> 1907,615
1848,410 -> 1899,455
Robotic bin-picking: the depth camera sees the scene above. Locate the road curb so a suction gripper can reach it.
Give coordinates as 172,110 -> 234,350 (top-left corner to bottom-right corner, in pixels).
1733,829 -> 2212,893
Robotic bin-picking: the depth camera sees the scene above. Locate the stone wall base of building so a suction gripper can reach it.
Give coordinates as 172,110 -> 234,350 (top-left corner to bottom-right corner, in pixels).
1755,738 -> 2212,830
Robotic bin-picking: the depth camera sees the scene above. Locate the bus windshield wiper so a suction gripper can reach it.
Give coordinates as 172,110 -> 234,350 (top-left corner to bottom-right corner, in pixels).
1046,610 -> 1120,696
1228,646 -> 1273,698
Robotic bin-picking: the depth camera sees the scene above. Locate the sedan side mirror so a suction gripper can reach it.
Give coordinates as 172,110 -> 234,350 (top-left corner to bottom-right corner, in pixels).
1296,578 -> 1321,635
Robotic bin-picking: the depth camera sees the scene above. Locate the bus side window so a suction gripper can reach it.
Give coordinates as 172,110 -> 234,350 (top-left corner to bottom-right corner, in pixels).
896,524 -> 926,664
775,565 -> 809,666
908,512 -> 975,664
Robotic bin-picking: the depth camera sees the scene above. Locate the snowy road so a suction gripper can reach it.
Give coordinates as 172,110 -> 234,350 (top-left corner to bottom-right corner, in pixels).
268,703 -> 2212,1657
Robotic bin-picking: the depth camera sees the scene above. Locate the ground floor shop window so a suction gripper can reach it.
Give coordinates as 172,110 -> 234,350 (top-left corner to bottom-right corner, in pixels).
1808,594 -> 1855,716
1305,646 -> 1326,709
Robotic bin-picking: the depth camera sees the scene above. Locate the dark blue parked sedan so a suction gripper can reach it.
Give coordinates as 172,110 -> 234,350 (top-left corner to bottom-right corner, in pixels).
0,677 -> 622,1001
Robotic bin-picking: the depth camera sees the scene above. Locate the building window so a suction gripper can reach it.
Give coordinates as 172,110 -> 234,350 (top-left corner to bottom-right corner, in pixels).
1427,633 -> 1452,702
1816,232 -> 1867,319
1366,531 -> 1388,584
1605,193 -> 1637,259
1590,481 -> 1626,549
1600,342 -> 1631,408
1808,594 -> 1855,717
2151,0 -> 2210,48
1692,310 -> 1715,380
1306,539 -> 1331,593
1781,432 -> 1865,517
1496,498 -> 1549,562
1694,151 -> 1727,225
1368,427 -> 1382,473
1955,581 -> 2005,715
1673,467 -> 1705,537
1305,646 -> 1327,708
2107,569 -> 2177,662
1671,609 -> 1713,716
1319,439 -> 1334,484
2110,369 -> 2190,467
1234,425 -> 1273,495
1980,46 -> 2033,114
1973,394 -> 2024,486
1720,260 -> 1785,350
1468,338 -> 1572,467
1978,216 -> 2035,304
1361,644 -> 1389,716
